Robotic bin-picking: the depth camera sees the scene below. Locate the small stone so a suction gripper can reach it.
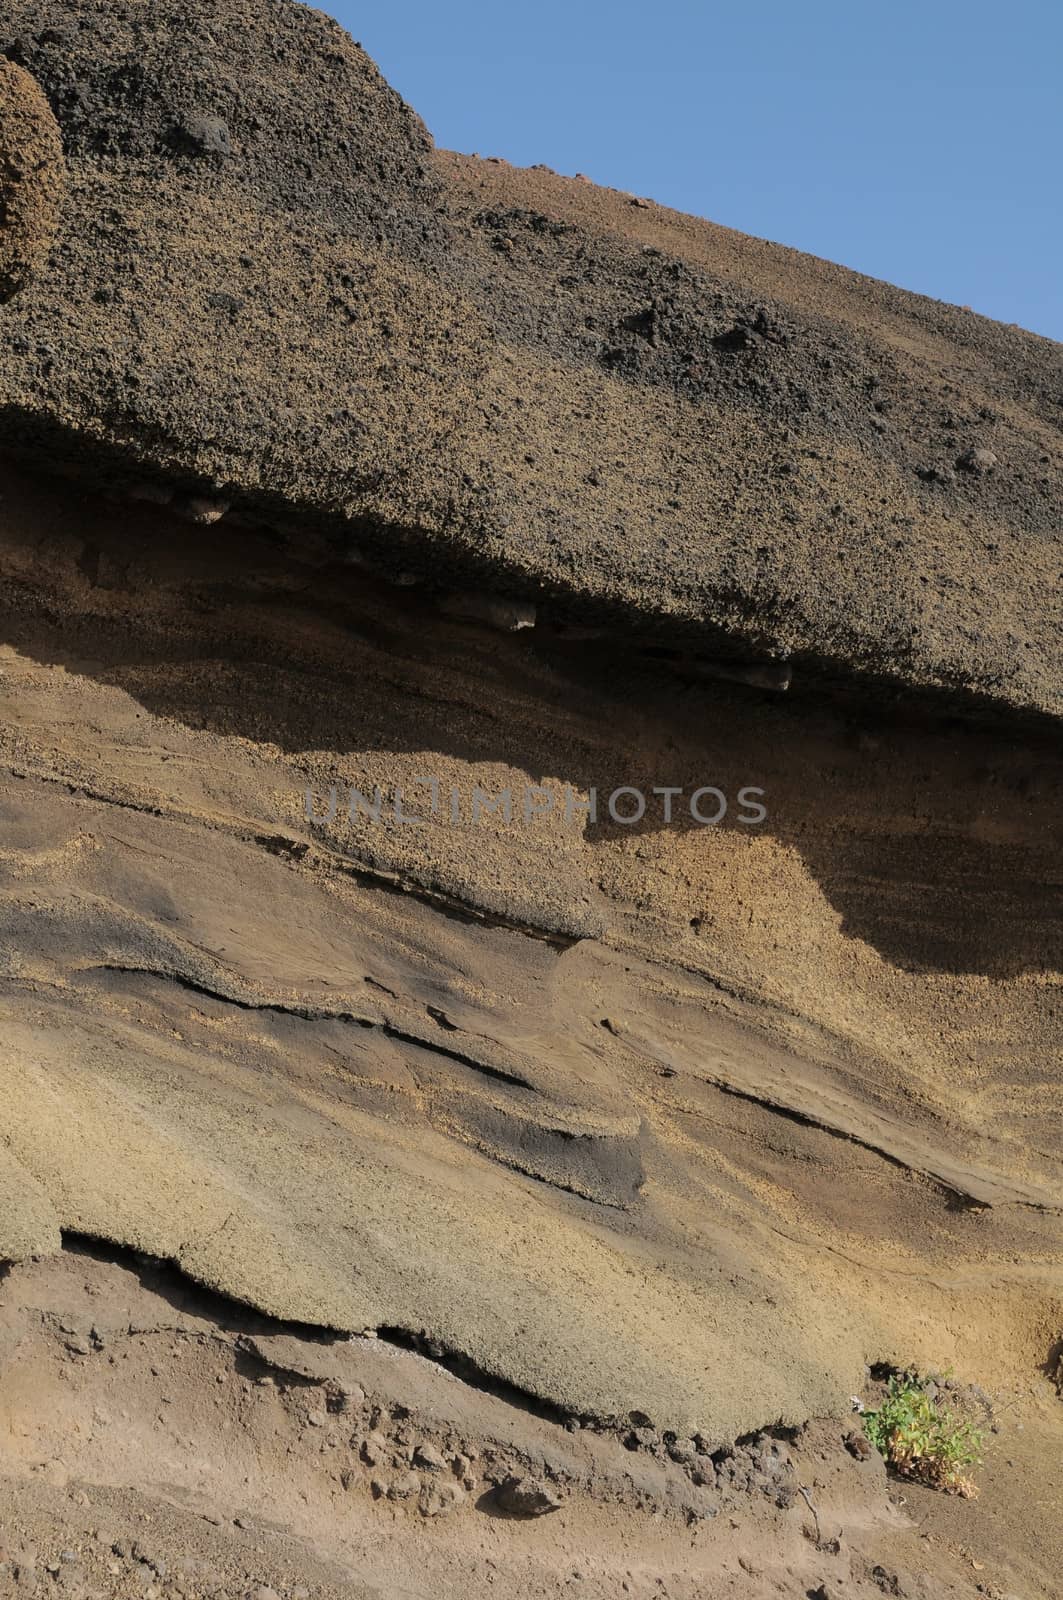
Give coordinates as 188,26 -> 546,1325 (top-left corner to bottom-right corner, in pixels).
493,1474 -> 562,1518
387,1470 -> 421,1501
419,1479 -> 466,1518
412,1442 -> 447,1472
179,115 -> 232,157
361,1431 -> 389,1466
181,495 -> 230,525
305,1410 -> 326,1428
206,290 -> 243,316
666,1436 -> 697,1464
64,1336 -> 91,1356
956,446 -> 998,474
250,1587 -> 280,1600
329,1382 -> 364,1414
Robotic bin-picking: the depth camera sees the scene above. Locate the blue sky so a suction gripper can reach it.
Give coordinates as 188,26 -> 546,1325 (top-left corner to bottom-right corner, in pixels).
324,0 -> 1061,342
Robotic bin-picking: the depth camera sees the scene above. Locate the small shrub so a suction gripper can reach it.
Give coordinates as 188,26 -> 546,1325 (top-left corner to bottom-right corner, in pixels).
863,1373 -> 982,1498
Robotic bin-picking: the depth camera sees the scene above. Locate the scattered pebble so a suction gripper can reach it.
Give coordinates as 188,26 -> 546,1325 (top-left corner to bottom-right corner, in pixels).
419,1479 -> 466,1518
956,446 -> 999,474
361,1430 -> 389,1466
387,1470 -> 421,1501
180,494 -> 231,524
493,1474 -> 562,1518
178,114 -> 232,157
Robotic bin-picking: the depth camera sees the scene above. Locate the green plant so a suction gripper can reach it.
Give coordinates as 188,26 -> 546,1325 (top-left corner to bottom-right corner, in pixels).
863,1373 -> 982,1498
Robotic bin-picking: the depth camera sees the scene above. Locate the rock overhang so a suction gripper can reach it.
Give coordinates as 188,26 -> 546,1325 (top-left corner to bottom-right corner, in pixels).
0,0 -> 1059,719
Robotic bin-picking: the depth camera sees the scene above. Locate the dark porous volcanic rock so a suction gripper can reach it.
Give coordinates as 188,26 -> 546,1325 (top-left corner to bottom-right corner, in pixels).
0,0 -> 1060,718
1,0 -> 442,241
0,0 -> 482,550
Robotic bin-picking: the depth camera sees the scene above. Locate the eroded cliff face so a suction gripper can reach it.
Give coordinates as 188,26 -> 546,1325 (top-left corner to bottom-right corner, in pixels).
0,3 -> 1060,1594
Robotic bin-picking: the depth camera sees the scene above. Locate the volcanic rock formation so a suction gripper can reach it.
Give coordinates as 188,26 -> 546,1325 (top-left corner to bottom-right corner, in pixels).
0,3 -> 1060,1596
